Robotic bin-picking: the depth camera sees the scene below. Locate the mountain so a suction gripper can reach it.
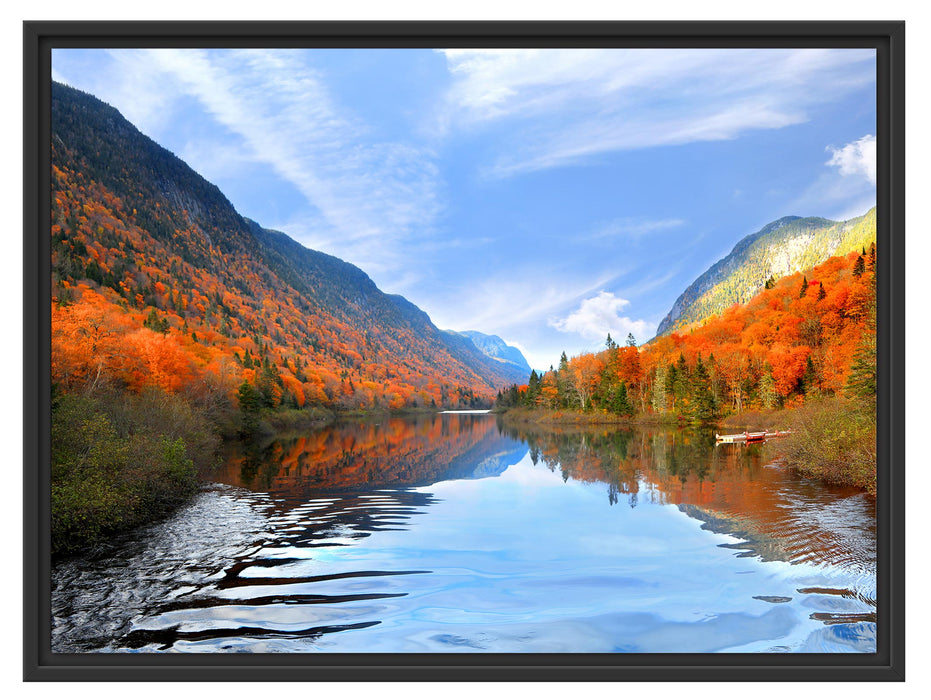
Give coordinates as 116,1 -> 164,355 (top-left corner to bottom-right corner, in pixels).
655,209 -> 876,337
445,330 -> 532,378
50,82 -> 522,409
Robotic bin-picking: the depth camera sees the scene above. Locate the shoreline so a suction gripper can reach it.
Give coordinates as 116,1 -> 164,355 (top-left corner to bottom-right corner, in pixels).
494,402 -> 875,495
53,397 -> 873,560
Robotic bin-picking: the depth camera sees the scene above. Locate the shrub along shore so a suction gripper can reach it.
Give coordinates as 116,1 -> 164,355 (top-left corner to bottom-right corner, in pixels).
51,387 -> 221,557
496,397 -> 876,495
50,386 -> 476,558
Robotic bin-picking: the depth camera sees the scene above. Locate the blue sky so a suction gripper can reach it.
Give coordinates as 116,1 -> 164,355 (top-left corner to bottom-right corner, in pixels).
52,48 -> 876,372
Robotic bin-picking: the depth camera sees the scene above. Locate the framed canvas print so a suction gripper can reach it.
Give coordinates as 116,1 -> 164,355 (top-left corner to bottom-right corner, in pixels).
24,21 -> 905,681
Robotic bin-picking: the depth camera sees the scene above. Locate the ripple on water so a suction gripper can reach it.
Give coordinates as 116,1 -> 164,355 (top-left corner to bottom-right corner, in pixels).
51,420 -> 877,654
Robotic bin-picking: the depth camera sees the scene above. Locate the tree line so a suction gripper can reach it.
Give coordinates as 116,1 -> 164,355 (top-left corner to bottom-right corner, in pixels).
497,245 -> 876,424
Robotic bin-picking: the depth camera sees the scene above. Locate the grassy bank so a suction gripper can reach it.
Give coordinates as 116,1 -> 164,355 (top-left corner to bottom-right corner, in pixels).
719,398 -> 876,495
717,407 -> 799,432
496,406 -> 696,428
252,406 -> 335,436
496,406 -> 634,426
778,397 -> 876,495
501,399 -> 876,494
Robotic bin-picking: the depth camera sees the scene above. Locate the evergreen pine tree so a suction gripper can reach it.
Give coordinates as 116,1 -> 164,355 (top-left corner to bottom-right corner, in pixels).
672,353 -> 689,410
802,355 -> 820,396
847,281 -> 876,402
557,352 -> 572,408
689,354 -> 715,423
237,381 -> 263,436
611,382 -> 632,416
853,254 -> 865,278
526,370 -> 541,407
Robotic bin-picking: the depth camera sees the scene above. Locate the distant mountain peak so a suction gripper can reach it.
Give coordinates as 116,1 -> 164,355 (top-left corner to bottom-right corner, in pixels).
445,330 -> 532,377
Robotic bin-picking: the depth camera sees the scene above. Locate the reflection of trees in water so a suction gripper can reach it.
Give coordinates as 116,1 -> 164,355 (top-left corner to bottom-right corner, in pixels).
497,418 -> 772,509
497,417 -> 874,570
221,413 -> 525,497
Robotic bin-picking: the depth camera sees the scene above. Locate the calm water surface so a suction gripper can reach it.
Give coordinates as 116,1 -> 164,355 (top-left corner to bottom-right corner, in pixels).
52,412 -> 876,653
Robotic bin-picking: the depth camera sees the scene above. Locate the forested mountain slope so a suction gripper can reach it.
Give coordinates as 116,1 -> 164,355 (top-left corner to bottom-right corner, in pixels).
50,82 -> 525,411
656,210 -> 876,336
498,243 -> 876,422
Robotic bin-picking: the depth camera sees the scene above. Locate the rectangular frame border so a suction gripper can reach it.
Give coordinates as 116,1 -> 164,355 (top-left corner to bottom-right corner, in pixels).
24,20 -> 905,682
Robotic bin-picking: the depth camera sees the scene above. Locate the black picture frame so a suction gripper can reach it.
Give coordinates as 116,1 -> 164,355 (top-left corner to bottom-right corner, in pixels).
24,20 -> 905,682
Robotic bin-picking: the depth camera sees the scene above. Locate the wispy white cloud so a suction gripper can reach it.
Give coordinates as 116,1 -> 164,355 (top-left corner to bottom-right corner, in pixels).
422,267 -> 619,335
826,134 -> 876,184
52,48 -> 187,137
57,49 -> 444,282
439,48 -> 875,177
550,291 -> 654,345
151,50 -> 442,264
587,217 -> 686,243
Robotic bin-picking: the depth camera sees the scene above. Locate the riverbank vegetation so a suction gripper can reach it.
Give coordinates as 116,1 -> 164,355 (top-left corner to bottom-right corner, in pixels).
51,388 -> 220,556
496,247 -> 877,492
49,282 -> 487,556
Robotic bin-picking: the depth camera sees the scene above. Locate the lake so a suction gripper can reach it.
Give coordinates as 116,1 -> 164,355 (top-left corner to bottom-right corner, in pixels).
51,411 -> 876,653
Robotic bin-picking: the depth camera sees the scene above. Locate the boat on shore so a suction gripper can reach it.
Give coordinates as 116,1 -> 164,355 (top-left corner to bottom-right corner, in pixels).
715,429 -> 792,444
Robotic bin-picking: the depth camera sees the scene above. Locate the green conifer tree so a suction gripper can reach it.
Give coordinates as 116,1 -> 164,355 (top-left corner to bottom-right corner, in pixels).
526,370 -> 541,407
689,354 -> 715,423
557,352 -> 572,408
853,254 -> 865,278
802,355 -> 820,396
237,381 -> 263,436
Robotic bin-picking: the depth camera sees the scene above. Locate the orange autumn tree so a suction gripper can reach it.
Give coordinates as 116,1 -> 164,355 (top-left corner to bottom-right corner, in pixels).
496,245 -> 875,421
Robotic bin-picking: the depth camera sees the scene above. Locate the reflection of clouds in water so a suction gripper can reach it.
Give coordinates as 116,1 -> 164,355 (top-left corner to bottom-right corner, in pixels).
799,622 -> 877,653
339,606 -> 800,653
628,606 -> 797,653
52,419 -> 876,654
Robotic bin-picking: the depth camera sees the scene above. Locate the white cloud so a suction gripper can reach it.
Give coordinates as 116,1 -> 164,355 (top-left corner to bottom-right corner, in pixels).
826,134 -> 876,184
52,48 -> 186,137
424,269 -> 620,336
781,136 -> 877,220
587,217 -> 685,242
159,50 -> 441,250
59,49 -> 444,282
439,48 -> 875,178
550,291 -> 653,345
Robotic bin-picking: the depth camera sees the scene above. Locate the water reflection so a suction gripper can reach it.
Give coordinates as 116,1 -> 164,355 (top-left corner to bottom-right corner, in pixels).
500,419 -> 875,575
51,413 -> 876,654
219,413 -> 526,497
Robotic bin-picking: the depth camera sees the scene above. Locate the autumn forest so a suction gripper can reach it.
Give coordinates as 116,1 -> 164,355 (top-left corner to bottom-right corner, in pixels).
49,80 -> 877,555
